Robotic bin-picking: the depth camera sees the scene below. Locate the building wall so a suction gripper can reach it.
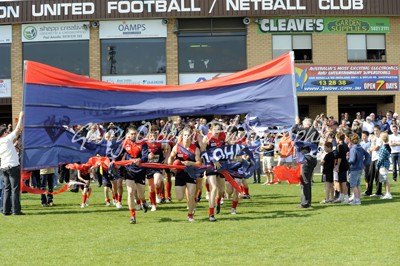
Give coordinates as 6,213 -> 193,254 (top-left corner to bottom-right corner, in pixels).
8,17 -> 400,125
11,24 -> 22,125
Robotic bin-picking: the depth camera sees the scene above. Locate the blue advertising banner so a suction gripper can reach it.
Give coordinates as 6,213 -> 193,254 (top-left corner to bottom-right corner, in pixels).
295,64 -> 399,92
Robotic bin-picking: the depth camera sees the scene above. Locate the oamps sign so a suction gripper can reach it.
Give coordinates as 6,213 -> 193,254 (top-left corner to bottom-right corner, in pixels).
99,20 -> 167,39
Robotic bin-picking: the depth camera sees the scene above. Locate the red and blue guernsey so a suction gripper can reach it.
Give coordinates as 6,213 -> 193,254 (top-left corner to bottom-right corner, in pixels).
176,142 -> 197,162
234,137 -> 247,145
122,138 -> 148,172
146,141 -> 164,163
206,132 -> 226,149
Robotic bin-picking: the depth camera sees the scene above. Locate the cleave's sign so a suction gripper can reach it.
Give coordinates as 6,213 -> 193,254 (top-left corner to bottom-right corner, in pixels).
1,0 -> 394,25
258,17 -> 390,34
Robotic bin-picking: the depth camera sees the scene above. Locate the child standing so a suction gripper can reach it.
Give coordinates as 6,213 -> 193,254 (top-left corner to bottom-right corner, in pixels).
320,142 -> 335,204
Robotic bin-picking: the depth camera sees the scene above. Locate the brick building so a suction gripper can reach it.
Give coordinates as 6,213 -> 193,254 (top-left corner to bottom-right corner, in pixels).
1,0 -> 399,124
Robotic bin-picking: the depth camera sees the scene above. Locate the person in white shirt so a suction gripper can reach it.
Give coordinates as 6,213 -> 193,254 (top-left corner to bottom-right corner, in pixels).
86,124 -> 100,142
389,124 -> 400,182
362,116 -> 375,134
0,112 -> 24,215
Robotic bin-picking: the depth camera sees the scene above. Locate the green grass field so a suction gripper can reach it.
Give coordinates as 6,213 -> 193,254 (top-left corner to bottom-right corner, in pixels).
1,174 -> 399,266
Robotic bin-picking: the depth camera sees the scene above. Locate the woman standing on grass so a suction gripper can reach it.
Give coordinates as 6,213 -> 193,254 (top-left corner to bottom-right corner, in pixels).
168,127 -> 202,222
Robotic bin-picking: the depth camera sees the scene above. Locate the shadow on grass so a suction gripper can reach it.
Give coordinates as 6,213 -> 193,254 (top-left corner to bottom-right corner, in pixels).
24,207 -> 126,215
156,209 -> 318,223
205,209 -> 316,222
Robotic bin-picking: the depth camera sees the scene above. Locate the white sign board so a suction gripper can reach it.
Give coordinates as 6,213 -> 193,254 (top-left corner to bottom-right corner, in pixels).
22,22 -> 90,42
179,73 -> 232,85
102,75 -> 166,85
0,79 -> 11,98
100,20 -> 167,39
0,25 -> 12,43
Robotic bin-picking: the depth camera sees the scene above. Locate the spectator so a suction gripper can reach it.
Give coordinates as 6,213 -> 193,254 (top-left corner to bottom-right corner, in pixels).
333,132 -> 350,203
261,130 -> 276,185
378,117 -> 390,133
339,119 -> 349,130
320,142 -> 335,204
351,120 -> 362,137
344,113 -> 351,127
39,168 -> 55,207
369,113 -> 377,124
348,134 -> 371,205
0,162 -> 3,214
360,131 -> 371,188
376,132 -> 393,199
6,124 -> 12,134
198,118 -> 209,136
278,131 -> 295,167
86,123 -> 101,142
392,112 -> 398,122
249,132 -> 261,184
353,112 -> 363,125
362,116 -> 374,134
389,124 -> 400,182
386,111 -> 393,125
0,112 -> 24,215
376,111 -> 383,121
295,118 -> 319,209
364,125 -> 383,197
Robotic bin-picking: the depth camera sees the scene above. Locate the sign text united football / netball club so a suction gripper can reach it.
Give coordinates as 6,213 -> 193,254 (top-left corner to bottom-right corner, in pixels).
0,0 -> 366,20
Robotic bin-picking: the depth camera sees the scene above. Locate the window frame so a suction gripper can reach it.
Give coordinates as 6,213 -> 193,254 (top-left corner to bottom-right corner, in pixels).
0,43 -> 11,79
272,34 -> 313,63
23,40 -> 89,76
178,33 -> 247,74
100,38 -> 167,76
347,34 -> 386,62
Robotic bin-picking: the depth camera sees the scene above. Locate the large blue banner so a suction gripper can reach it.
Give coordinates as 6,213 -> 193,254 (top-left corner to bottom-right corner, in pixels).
22,53 -> 297,170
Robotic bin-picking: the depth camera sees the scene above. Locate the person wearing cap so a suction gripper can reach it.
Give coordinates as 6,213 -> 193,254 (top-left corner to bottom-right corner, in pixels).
362,116 -> 374,134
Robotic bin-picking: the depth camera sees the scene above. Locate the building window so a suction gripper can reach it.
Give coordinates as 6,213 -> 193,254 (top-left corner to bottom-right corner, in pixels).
272,35 -> 312,62
179,35 -> 246,73
23,41 -> 89,75
347,34 -> 386,61
101,39 -> 166,75
0,44 -> 11,79
178,18 -> 246,76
